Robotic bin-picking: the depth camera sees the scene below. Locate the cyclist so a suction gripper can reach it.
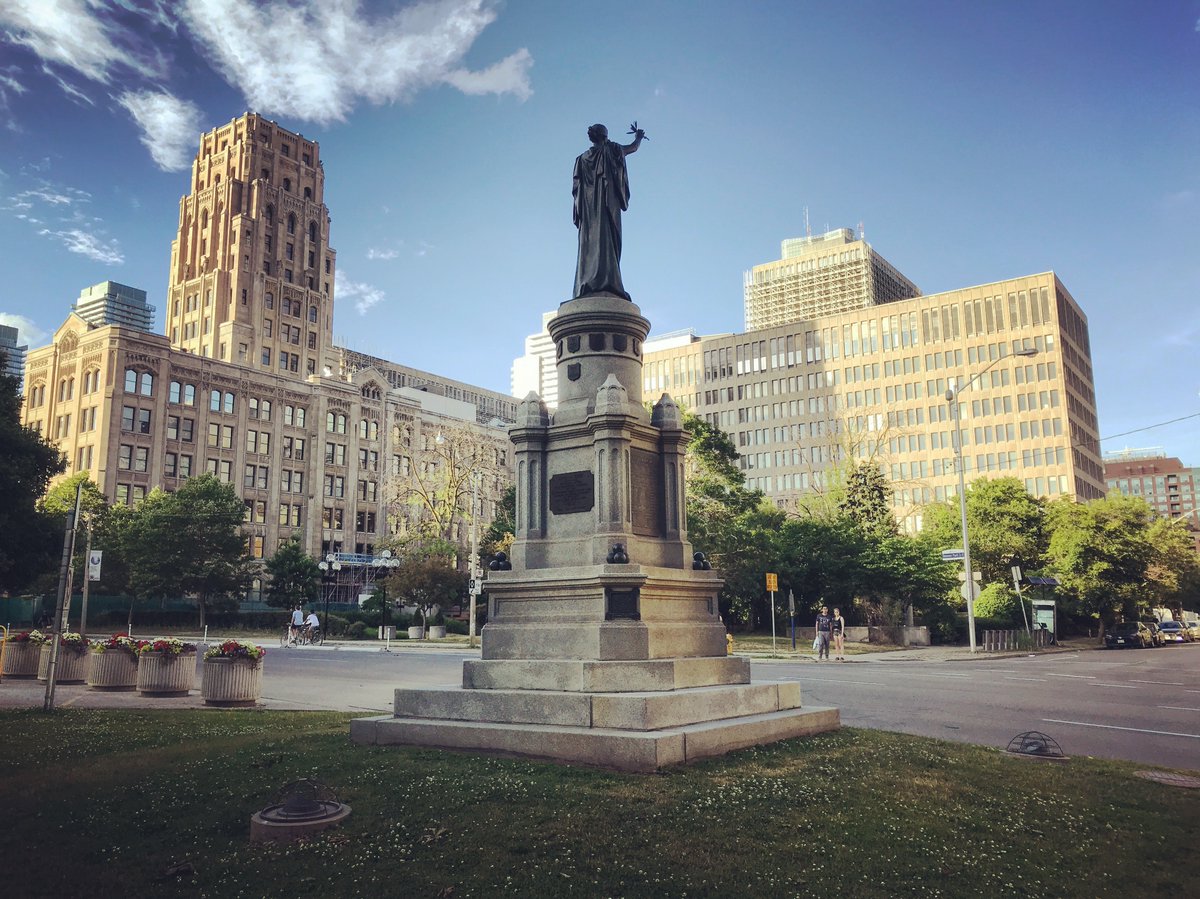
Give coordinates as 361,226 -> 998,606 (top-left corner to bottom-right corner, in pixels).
288,604 -> 304,645
304,609 -> 322,643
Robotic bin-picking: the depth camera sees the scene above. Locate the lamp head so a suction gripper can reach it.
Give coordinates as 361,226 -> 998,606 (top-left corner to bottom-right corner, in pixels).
1015,347 -> 1038,358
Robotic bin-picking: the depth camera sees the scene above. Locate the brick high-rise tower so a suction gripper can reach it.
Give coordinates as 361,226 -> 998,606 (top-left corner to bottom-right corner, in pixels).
164,113 -> 337,378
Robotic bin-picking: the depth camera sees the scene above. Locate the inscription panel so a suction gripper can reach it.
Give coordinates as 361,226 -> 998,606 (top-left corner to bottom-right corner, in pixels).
630,448 -> 663,537
549,470 -> 594,515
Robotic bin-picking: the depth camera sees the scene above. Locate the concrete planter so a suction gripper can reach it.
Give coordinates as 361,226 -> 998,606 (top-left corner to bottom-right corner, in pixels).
1,641 -> 41,678
37,644 -> 90,684
407,627 -> 425,640
427,625 -> 447,639
201,657 -> 263,707
136,651 -> 197,696
378,626 -> 396,640
87,650 -> 139,691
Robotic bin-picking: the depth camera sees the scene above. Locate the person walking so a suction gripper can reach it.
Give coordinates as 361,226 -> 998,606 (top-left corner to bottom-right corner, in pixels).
832,607 -> 846,660
814,606 -> 833,661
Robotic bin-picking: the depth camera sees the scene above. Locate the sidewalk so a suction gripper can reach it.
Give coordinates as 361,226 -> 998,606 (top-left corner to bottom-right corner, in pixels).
741,641 -> 1087,663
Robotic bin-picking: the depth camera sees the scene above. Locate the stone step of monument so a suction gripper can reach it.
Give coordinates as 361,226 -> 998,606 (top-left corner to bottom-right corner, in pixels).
393,681 -> 801,732
462,655 -> 750,693
349,705 -> 840,773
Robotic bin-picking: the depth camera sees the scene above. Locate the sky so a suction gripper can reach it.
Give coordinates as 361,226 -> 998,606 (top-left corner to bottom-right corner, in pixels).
1,0 -> 1198,461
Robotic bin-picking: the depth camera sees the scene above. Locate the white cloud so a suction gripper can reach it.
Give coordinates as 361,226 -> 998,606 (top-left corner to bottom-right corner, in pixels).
0,312 -> 47,346
116,90 -> 205,171
367,247 -> 399,260
0,0 -> 163,83
180,0 -> 532,124
36,227 -> 124,264
335,271 -> 386,315
443,48 -> 533,100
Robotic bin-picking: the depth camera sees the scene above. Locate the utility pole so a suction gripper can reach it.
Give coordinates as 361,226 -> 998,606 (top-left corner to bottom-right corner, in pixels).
468,472 -> 481,648
79,519 -> 94,637
44,481 -> 82,712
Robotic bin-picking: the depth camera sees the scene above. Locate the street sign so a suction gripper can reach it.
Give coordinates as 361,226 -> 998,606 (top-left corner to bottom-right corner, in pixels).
787,589 -> 795,616
941,549 -> 966,561
766,572 -> 778,592
960,581 -> 982,601
468,578 -> 483,596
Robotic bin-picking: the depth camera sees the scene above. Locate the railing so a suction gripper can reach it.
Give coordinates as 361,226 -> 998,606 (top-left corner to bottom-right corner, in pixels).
981,629 -> 1050,652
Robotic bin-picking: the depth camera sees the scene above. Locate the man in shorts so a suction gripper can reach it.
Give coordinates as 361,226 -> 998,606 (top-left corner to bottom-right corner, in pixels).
814,606 -> 833,661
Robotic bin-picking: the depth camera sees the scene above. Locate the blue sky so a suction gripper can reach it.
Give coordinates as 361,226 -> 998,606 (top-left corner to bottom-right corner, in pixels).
1,1 -> 1198,461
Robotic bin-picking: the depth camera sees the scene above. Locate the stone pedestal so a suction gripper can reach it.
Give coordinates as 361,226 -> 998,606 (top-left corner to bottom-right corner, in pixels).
352,296 -> 838,770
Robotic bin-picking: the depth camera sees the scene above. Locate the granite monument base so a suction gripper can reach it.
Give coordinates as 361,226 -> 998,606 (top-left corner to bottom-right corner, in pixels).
350,678 -> 839,773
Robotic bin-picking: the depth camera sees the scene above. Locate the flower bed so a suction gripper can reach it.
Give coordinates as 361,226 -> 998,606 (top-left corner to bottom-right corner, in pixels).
1,631 -> 45,678
87,635 -> 145,691
36,633 -> 91,684
201,641 -> 265,706
136,639 -> 198,696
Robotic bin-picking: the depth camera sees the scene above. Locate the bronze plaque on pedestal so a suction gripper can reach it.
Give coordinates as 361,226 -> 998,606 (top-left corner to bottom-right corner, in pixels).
630,449 -> 663,536
550,470 -> 595,515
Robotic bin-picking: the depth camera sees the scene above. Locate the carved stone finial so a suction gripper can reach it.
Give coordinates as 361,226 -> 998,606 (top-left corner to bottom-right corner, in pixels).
594,374 -> 628,414
517,391 -> 550,427
651,393 -> 681,429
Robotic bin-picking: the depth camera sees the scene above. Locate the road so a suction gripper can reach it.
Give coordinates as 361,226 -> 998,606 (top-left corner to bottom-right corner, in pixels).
7,641 -> 1197,771
761,644 -> 1200,771
259,642 -> 1200,771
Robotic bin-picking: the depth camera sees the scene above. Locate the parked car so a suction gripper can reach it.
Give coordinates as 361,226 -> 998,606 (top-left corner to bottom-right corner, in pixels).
1104,622 -> 1154,649
1158,621 -> 1194,643
1143,621 -> 1165,646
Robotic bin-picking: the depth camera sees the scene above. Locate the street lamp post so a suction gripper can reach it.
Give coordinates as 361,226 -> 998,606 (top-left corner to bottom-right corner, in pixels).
317,555 -> 342,637
468,471 -> 481,648
377,550 -> 400,640
946,346 -> 1037,652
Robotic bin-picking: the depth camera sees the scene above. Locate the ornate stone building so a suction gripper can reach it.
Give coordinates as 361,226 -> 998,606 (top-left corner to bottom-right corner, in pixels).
22,114 -> 515,589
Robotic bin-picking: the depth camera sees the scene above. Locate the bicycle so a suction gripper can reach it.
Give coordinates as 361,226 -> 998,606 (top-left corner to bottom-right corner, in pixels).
280,624 -> 322,647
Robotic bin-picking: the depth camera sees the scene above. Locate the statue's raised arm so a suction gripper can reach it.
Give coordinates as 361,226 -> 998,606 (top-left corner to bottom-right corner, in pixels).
572,121 -> 647,300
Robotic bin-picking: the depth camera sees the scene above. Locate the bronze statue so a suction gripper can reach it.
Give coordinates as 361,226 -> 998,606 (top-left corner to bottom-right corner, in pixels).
572,122 -> 647,300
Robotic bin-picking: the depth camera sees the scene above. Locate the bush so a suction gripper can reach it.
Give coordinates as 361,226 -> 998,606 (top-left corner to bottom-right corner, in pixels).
974,584 -> 1023,628
346,621 -> 367,640
323,613 -> 350,636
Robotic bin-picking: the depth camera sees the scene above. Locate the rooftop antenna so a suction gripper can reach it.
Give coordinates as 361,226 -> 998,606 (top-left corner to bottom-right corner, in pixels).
858,220 -> 865,240
804,206 -> 810,238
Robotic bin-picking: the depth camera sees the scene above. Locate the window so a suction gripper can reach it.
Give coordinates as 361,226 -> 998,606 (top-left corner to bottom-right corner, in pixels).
125,369 -> 137,392
183,384 -> 195,406
287,213 -> 296,234
165,453 -> 178,477
134,447 -> 149,472
121,406 -> 135,431
179,455 -> 192,477
140,372 -> 153,396
167,415 -> 180,440
170,381 -> 181,403
262,348 -> 271,366
118,444 -> 133,470
283,178 -> 291,193
180,418 -> 194,442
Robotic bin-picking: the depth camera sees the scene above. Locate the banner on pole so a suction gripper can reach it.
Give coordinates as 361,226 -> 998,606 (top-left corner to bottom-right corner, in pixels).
87,551 -> 103,581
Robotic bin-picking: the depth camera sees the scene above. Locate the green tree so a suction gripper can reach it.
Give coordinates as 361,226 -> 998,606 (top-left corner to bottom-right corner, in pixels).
773,517 -> 865,623
264,537 -> 321,609
481,485 -> 516,565
973,582 -> 1024,627
382,540 -> 468,633
124,476 -> 252,627
0,366 -> 65,592
838,460 -> 898,538
860,535 -> 958,627
1045,494 -> 1155,633
1145,516 -> 1200,613
922,477 -> 1046,585
683,412 -> 783,626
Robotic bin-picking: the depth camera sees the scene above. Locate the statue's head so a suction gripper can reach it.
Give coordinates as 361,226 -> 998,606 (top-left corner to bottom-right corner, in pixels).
587,123 -> 608,144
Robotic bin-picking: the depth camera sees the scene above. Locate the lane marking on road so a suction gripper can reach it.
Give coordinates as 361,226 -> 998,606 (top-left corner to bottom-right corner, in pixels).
1089,683 -> 1137,689
902,672 -> 970,679
1132,679 -> 1185,686
1003,676 -> 1046,682
1045,673 -> 1096,679
1157,706 -> 1200,712
799,677 -> 891,687
1043,718 -> 1200,740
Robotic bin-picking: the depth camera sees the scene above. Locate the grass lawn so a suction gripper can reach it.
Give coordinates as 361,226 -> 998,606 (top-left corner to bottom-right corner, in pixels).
1,710 -> 1194,898
729,632 -> 906,657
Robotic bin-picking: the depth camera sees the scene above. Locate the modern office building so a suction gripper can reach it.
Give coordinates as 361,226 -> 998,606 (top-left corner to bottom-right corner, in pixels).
1,324 -> 28,388
644,271 -> 1105,530
743,228 -> 920,330
1104,449 -> 1200,548
72,281 -> 156,332
511,311 -> 559,409
22,114 -> 515,590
